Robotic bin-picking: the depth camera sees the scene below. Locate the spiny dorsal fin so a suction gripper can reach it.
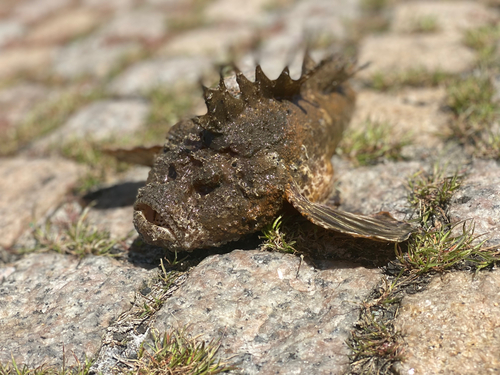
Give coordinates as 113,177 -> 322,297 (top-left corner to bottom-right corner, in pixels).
273,66 -> 302,98
197,73 -> 246,133
196,54 -> 354,133
255,65 -> 274,97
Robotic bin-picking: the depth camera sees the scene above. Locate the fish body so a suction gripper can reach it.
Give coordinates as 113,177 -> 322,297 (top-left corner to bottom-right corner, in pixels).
132,56 -> 413,251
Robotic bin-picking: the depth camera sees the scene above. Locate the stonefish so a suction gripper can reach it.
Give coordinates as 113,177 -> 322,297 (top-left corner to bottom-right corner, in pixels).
112,55 -> 413,251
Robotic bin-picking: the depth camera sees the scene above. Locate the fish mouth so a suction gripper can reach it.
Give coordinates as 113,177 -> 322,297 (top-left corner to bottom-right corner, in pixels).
133,201 -> 177,247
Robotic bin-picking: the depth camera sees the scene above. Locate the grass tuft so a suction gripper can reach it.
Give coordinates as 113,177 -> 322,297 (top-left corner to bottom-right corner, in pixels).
348,275 -> 408,375
407,15 -> 439,34
463,23 -> 500,67
348,310 -> 405,373
404,166 -> 499,274
260,216 -> 297,254
0,354 -> 93,375
337,120 -> 410,166
370,68 -> 451,91
397,221 -> 491,275
407,165 -> 461,228
134,328 -> 234,375
361,0 -> 390,12
25,206 -> 125,258
444,23 -> 500,158
445,73 -> 500,159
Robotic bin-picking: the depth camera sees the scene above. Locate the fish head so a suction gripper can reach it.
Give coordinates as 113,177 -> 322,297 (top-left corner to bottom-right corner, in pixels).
133,120 -> 288,251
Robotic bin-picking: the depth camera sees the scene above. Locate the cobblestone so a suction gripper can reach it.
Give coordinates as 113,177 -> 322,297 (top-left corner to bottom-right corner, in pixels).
108,56 -> 211,96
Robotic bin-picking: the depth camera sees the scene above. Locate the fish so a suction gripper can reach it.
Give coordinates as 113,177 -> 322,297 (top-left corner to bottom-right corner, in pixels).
109,54 -> 414,251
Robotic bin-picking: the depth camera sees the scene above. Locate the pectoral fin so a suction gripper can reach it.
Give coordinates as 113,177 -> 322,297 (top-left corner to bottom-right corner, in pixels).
286,182 -> 414,242
103,145 -> 163,167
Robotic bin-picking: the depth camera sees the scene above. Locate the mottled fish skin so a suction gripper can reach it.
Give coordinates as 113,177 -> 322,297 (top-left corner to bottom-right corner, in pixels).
133,55 -> 359,251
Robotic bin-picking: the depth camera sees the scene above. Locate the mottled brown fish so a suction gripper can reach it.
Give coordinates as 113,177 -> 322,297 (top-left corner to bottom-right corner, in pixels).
112,55 -> 414,251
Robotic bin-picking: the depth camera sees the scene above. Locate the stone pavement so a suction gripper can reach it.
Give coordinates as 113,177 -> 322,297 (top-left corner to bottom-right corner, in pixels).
0,0 -> 499,374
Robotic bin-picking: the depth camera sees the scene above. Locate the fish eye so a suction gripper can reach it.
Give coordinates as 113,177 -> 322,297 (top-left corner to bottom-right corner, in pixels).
194,183 -> 219,196
168,165 -> 177,180
192,167 -> 221,196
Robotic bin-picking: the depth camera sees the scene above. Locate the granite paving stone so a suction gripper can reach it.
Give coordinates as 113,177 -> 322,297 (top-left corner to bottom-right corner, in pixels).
108,56 -> 211,96
351,88 -> 448,147
98,9 -> 167,43
40,99 -> 149,144
0,83 -> 49,135
394,271 -> 500,374
204,0 -> 275,25
0,157 -> 82,248
153,250 -> 382,375
160,26 -> 254,59
449,159 -> 500,246
0,252 -> 154,367
332,160 -> 422,222
52,34 -> 141,79
282,0 -> 361,41
0,46 -> 57,79
0,19 -> 25,47
24,8 -> 101,45
13,0 -> 73,24
82,0 -> 137,12
391,1 -> 498,34
357,34 -> 476,80
85,166 -> 150,240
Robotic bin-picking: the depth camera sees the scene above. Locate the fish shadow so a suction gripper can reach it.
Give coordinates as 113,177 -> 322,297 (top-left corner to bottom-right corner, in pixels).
82,181 -> 145,209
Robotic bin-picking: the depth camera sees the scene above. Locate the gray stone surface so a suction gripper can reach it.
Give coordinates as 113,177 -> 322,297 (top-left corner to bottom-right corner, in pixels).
351,88 -> 448,147
42,100 -> 149,143
394,270 -> 500,374
52,34 -> 141,79
449,159 -> 500,246
282,0 -> 360,41
99,9 -> 167,43
204,0 -> 274,25
108,56 -> 211,96
24,8 -> 101,45
160,26 -> 254,59
391,1 -> 498,34
13,0 -> 72,24
0,19 -> 24,47
358,34 -> 476,80
332,160 -> 422,221
0,83 -> 49,133
82,0 -> 136,11
0,252 -> 153,367
85,166 -> 150,240
153,250 -> 381,374
0,46 -> 57,79
0,157 -> 82,248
